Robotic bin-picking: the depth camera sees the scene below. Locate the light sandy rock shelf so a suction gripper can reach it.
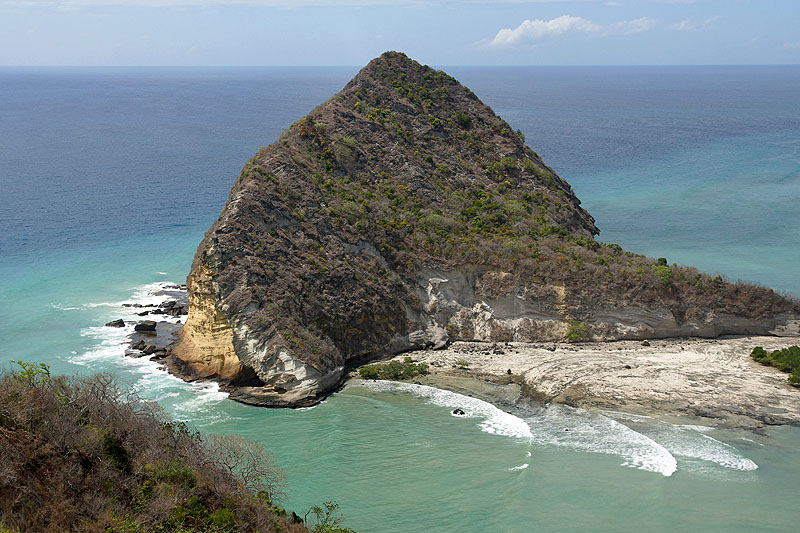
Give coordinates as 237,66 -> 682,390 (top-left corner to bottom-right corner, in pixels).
378,336 -> 800,429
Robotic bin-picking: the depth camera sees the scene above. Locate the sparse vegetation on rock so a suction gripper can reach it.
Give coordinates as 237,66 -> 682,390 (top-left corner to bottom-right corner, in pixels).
173,51 -> 799,407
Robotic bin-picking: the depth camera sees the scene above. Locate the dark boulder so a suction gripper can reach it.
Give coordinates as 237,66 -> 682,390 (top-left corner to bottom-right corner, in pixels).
134,321 -> 157,332
105,319 -> 125,328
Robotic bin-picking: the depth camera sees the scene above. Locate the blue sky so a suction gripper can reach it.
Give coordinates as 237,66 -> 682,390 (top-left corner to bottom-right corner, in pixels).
1,0 -> 798,66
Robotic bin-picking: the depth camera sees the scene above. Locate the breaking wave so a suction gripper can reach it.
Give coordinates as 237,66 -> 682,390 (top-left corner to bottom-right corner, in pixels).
359,380 -> 533,441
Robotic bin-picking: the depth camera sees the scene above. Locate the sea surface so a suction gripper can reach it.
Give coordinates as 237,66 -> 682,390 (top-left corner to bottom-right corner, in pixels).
1,65 -> 799,531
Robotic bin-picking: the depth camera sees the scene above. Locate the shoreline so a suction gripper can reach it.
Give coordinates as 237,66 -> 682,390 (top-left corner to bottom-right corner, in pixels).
123,318 -> 800,430
365,336 -> 800,431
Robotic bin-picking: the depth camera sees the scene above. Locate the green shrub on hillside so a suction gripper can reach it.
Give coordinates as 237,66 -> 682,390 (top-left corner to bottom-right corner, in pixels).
359,357 -> 429,380
565,320 -> 590,343
451,110 -> 472,129
652,265 -> 673,284
751,345 -> 800,387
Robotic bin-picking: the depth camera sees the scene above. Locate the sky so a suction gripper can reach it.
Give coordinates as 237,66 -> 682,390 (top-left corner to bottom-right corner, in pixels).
0,0 -> 798,66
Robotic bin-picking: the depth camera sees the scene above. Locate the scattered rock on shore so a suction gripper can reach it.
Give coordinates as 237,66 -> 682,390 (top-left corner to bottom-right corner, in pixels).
105,319 -> 125,328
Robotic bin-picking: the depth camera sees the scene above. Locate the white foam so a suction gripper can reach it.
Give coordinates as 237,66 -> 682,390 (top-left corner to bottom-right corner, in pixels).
525,404 -> 678,477
157,272 -> 168,275
84,301 -> 117,308
677,424 -> 715,432
169,381 -> 231,424
509,463 -> 529,471
74,322 -> 230,426
72,325 -> 130,365
84,281 -> 186,310
127,281 -> 185,307
297,399 -> 328,411
360,381 -> 533,441
650,426 -> 758,472
604,413 -> 759,473
68,280 -> 230,427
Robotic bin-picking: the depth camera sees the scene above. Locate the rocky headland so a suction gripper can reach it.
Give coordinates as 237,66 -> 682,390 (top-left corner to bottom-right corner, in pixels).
168,51 -> 800,409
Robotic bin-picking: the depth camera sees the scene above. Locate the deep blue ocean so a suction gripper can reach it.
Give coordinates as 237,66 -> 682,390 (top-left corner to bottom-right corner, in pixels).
1,66 -> 799,531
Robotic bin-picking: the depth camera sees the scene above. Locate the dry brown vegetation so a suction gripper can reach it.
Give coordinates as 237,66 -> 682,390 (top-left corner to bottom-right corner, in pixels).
0,361 -> 307,532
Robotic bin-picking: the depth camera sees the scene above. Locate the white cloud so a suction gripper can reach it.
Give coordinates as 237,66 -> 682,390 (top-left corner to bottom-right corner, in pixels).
490,14 -> 657,46
672,19 -> 691,31
670,15 -> 719,32
491,15 -> 598,46
608,16 -> 656,34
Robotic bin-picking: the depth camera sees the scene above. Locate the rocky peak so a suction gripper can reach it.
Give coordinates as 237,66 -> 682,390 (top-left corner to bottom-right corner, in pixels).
171,52 -> 800,407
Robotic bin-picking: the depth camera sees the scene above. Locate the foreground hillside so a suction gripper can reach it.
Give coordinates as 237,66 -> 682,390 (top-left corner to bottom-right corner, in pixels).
0,362 -> 319,532
171,51 -> 800,407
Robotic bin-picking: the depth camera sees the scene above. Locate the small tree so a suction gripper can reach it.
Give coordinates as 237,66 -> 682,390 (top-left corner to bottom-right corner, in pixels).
205,434 -> 286,501
305,500 -> 355,533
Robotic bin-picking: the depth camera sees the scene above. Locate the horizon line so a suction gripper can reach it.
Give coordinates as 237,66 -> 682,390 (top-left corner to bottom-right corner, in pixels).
2,63 -> 800,68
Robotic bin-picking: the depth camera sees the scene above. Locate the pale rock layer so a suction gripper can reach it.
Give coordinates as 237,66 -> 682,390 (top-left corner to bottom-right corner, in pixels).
176,265 -> 800,406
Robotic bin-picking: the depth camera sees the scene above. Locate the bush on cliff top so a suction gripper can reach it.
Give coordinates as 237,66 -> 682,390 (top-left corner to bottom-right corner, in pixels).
0,361 -> 319,533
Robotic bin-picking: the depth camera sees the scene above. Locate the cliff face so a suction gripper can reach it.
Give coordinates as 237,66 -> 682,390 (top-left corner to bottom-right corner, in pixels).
174,52 -> 800,406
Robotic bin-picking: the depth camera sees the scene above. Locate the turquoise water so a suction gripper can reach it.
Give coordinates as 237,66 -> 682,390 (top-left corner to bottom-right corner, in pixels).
2,66 -> 800,531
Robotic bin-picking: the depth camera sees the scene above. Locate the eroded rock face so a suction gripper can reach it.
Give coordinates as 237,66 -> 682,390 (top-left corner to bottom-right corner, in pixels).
413,269 -> 800,343
174,52 -> 800,406
173,264 -> 244,381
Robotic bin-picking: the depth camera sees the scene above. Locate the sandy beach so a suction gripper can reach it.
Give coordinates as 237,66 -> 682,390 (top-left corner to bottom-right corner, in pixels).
369,336 -> 800,429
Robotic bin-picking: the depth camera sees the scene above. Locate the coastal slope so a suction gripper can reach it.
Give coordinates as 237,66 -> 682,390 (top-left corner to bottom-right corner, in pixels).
172,51 -> 800,407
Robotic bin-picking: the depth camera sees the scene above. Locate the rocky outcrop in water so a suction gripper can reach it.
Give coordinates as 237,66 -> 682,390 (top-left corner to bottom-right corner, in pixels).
173,52 -> 800,407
